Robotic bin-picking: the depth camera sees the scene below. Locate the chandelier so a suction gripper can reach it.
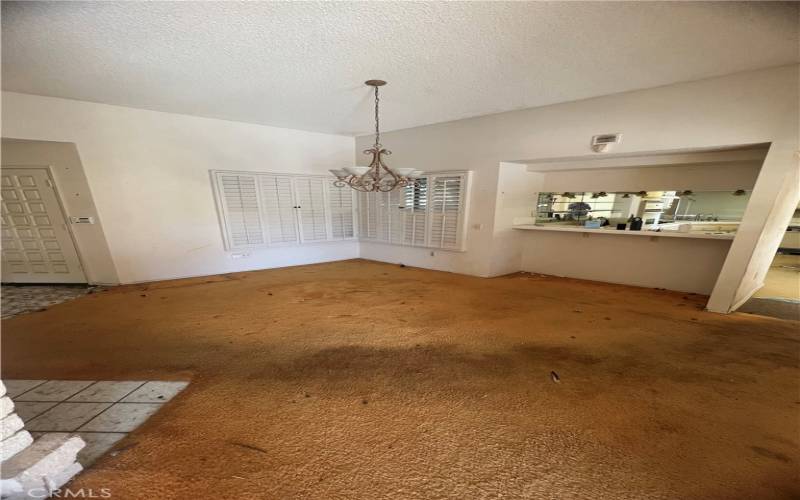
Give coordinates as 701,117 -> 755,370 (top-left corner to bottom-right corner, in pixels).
330,80 -> 422,192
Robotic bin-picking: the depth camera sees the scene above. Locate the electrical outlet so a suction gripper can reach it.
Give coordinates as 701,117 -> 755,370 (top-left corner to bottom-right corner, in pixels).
430,251 -> 435,257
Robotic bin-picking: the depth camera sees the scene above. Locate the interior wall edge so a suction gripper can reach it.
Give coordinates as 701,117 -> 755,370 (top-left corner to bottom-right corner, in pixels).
707,143 -> 800,313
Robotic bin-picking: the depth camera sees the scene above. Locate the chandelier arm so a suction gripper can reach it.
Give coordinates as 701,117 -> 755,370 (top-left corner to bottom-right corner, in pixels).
345,175 -> 370,192
378,158 -> 399,183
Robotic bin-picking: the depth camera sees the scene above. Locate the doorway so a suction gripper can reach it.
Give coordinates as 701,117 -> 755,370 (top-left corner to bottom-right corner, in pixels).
1,167 -> 87,283
739,211 -> 800,320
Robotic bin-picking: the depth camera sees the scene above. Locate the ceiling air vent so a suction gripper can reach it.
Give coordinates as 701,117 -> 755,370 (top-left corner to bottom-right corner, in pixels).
590,133 -> 622,153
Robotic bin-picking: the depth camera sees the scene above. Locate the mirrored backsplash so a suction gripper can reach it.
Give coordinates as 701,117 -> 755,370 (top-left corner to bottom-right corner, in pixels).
535,190 -> 752,234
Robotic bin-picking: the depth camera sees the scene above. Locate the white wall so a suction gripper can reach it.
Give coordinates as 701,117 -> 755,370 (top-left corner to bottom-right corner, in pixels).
3,65 -> 796,313
1,92 -> 356,284
488,164 -> 543,276
2,139 -> 119,284
355,65 -> 799,311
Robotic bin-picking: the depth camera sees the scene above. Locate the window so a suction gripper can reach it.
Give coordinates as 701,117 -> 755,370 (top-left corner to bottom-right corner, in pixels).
358,171 -> 470,251
216,174 -> 265,247
212,171 -> 357,250
533,190 -> 752,234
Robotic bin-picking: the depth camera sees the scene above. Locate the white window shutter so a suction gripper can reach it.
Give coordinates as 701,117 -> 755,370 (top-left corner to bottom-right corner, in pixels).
388,187 -> 405,244
294,177 -> 329,242
216,173 -> 265,249
359,191 -> 378,239
357,191 -> 391,242
327,183 -> 356,240
259,174 -> 299,245
429,174 -> 465,250
376,191 -> 392,242
353,172 -> 468,251
403,178 -> 428,246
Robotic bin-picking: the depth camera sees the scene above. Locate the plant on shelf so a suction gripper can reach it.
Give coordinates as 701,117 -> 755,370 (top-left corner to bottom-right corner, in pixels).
567,201 -> 592,219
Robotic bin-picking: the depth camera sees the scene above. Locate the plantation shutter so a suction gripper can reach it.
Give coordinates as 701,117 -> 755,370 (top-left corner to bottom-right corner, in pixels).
359,191 -> 378,239
216,173 -> 264,248
429,174 -> 465,250
294,177 -> 329,242
388,187 -> 405,244
327,184 -> 356,240
376,191 -> 391,242
353,172 -> 468,251
259,174 -> 299,245
403,178 -> 428,246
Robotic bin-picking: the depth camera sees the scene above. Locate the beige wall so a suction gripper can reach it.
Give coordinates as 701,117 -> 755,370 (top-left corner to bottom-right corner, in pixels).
501,161 -> 762,292
489,164 -> 543,276
1,139 -> 119,284
3,65 -> 796,312
538,162 -> 762,193
356,65 -> 799,311
519,231 -> 733,295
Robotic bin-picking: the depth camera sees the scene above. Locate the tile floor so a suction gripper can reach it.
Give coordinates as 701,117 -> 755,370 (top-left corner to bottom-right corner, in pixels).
1,285 -> 101,319
6,379 -> 188,466
741,253 -> 800,320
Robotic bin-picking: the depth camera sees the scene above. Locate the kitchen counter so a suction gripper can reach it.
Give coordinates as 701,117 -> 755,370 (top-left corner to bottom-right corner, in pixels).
513,224 -> 736,240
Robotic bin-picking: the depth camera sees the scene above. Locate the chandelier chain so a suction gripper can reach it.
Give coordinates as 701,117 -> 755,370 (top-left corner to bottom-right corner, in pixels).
374,85 -> 380,147
331,79 -> 420,192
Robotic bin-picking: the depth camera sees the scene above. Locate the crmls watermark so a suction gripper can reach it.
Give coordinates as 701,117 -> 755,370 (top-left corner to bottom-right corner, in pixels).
26,487 -> 112,498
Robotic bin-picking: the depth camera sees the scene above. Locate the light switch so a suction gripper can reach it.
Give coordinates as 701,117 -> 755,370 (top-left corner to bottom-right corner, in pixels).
70,216 -> 94,224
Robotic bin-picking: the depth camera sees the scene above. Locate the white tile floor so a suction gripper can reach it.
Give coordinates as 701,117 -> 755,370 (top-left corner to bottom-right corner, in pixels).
8,379 -> 188,466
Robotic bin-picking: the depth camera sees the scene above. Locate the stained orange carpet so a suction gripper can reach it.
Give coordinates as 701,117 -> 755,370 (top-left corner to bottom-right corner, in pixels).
2,260 -> 798,499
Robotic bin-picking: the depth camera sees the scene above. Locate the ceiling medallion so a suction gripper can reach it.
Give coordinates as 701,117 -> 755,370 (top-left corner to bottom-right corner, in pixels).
330,80 -> 422,192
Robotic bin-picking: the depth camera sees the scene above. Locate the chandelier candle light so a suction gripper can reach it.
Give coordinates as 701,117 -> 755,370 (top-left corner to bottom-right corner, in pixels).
330,80 -> 422,192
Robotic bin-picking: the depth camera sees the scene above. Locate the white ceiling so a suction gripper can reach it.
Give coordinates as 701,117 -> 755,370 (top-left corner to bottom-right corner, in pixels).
2,1 -> 798,136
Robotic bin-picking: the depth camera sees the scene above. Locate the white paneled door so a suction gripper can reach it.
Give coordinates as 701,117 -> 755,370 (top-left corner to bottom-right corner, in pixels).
1,168 -> 86,283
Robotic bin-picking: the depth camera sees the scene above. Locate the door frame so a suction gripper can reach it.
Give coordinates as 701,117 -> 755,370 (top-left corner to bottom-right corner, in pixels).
1,164 -> 88,284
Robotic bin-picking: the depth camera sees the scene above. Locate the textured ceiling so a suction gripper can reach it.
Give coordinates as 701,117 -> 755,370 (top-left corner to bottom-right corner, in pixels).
2,1 -> 798,136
